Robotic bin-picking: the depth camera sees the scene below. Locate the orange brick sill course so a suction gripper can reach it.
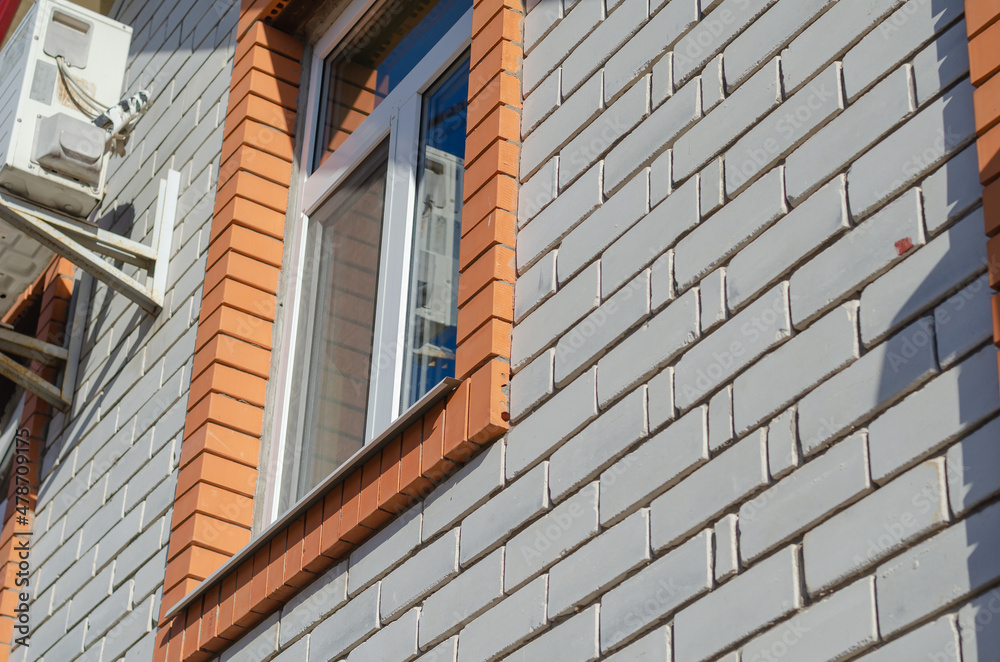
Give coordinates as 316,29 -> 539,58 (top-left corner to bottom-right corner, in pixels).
153,0 -> 523,658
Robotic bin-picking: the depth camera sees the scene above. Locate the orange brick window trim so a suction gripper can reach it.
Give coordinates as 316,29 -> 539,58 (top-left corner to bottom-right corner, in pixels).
0,258 -> 75,661
968,3 -> 1000,397
153,0 -> 522,658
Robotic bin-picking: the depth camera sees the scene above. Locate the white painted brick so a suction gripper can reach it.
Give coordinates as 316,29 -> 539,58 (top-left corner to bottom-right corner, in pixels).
700,157 -> 724,219
101,597 -> 153,662
803,458 -> 948,596
348,504 -> 421,595
647,368 -> 676,436
739,433 -> 871,563
735,303 -> 861,437
512,262 -> 600,370
505,604 -> 598,662
700,268 -> 726,332
510,349 -> 554,422
790,189 -> 925,328
674,58 -> 782,182
504,482 -> 599,592
876,500 -> 1000,636
860,208 -> 983,346
84,579 -> 132,647
94,508 -> 146,568
812,315 -> 937,456
702,55 -> 725,113
857,616 -> 959,662
280,561 -> 348,647
673,0 -> 779,85
604,0 -> 699,102
780,0 -> 905,93
524,1 -> 562,53
674,546 -> 802,662
714,515 -> 738,582
64,561 -> 112,627
558,172 -> 649,282
725,0 -> 836,92
35,619 -> 85,662
522,72 -> 561,141
604,76 -> 701,195
849,79 -> 975,220
307,582 -> 380,661
460,462 -> 548,566
348,607 -> 418,662
597,288 -> 698,407
785,65 -> 914,203
937,274 -> 992,369
602,175 -> 698,298
727,176 -> 848,312
946,417 -> 1000,517
457,576 -> 548,662
650,430 -> 768,552
555,270 -> 650,386
380,529 -> 459,622
842,0 -> 963,101
921,145 -> 982,236
601,530 -> 712,651
651,145 -> 673,206
675,166 -> 787,290
767,407 -> 798,479
524,2 -> 562,58
523,0 -> 600,93
419,549 -> 504,649
651,250 -> 674,311
562,0 -> 647,96
550,387 -> 648,501
415,637 -> 458,662
506,368 -> 598,479
560,76 -> 649,188
708,385 -> 734,452
514,250 -> 556,321
958,591 -> 1000,662
741,578 -> 878,662
913,20 -> 970,105
727,64 -> 844,197
521,74 -> 603,178
674,283 -> 791,411
517,160 -> 558,231
423,442 -> 503,540
652,52 -> 673,107
869,345 -> 1000,483
548,509 -> 649,618
222,613 -> 279,662
272,637 -> 307,662
600,405 -> 708,526
604,625 -> 670,662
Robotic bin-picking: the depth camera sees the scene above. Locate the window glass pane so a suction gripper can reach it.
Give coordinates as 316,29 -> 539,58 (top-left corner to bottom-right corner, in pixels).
281,141 -> 389,511
401,55 -> 469,409
312,0 -> 468,170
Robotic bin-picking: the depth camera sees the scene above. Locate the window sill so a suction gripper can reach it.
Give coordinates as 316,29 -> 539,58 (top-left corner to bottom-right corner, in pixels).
161,376 -> 461,623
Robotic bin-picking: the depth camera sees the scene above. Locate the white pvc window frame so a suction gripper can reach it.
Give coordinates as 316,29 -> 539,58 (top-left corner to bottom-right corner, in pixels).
262,3 -> 473,526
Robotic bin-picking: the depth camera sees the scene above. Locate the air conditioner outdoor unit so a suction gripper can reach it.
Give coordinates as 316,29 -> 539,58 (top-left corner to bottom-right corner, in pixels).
0,0 -> 132,220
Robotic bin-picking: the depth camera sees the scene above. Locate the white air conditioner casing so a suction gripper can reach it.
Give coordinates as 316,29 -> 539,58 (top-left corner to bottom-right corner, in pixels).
0,0 -> 132,219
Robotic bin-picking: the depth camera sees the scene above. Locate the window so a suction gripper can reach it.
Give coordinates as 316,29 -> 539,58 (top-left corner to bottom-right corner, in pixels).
268,0 -> 472,519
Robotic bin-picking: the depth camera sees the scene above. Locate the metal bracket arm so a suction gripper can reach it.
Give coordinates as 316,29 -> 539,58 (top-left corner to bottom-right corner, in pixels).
0,170 -> 178,317
0,326 -> 68,366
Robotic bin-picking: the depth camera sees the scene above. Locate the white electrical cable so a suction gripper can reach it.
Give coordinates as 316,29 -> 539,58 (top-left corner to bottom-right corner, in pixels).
54,56 -> 107,119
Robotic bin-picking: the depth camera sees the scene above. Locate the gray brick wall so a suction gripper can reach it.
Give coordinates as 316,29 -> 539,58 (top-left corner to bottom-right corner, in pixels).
23,0 -> 997,660
21,0 -> 237,659
230,0 -> 1000,661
